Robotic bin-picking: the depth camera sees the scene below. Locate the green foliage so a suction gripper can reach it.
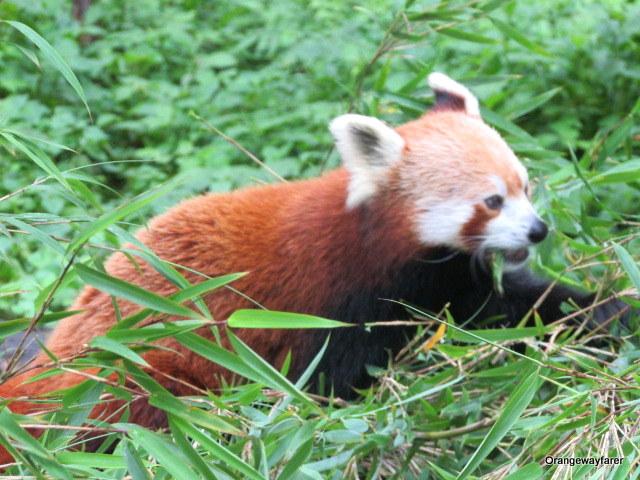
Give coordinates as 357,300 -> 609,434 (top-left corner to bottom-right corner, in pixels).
0,0 -> 639,478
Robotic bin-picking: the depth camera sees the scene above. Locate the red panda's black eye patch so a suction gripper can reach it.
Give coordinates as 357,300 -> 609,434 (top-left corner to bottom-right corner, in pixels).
484,194 -> 504,210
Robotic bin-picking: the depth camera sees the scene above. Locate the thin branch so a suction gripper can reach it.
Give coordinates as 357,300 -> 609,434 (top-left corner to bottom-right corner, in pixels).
415,417 -> 495,440
190,111 -> 286,182
1,250 -> 80,378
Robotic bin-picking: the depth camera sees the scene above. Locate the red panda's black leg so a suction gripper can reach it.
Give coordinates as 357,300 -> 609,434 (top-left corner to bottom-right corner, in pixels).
477,267 -> 635,333
503,268 -> 633,328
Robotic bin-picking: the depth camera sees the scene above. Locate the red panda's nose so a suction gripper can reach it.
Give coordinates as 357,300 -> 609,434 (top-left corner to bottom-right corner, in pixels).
528,218 -> 548,243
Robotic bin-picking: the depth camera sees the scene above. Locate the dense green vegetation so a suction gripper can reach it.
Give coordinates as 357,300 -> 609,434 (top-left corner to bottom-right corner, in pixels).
0,0 -> 639,478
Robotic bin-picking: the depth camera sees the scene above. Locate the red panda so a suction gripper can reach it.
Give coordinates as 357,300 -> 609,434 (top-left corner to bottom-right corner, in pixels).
0,73 -> 629,465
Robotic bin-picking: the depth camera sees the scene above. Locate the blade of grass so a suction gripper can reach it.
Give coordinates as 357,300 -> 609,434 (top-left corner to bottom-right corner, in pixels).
75,264 -> 201,319
1,132 -> 72,192
90,336 -> 149,367
123,441 -> 152,480
437,28 -> 497,44
4,20 -> 91,118
0,410 -> 72,480
277,438 -> 313,480
0,310 -> 81,340
126,426 -> 197,480
490,17 -> 551,56
227,310 -> 350,329
67,183 -> 173,253
170,416 -> 266,480
457,368 -> 541,479
175,331 -> 268,384
613,242 -> 640,292
227,330 -> 319,410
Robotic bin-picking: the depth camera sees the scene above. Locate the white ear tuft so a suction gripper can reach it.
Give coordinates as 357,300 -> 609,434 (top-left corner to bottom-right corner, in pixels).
428,72 -> 480,117
329,114 -> 405,209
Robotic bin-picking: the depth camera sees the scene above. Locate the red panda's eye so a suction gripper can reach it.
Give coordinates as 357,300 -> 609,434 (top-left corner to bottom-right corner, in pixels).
524,184 -> 530,196
484,194 -> 504,210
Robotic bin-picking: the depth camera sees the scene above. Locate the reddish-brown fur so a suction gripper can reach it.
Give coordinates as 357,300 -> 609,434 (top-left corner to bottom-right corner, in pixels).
0,169 -> 422,465
461,204 -> 500,247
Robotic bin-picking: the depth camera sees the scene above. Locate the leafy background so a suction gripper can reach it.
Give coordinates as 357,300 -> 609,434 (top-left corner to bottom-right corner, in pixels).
0,0 -> 639,478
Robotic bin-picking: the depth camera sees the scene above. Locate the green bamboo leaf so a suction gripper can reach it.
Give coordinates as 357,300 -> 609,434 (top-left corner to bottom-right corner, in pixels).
448,326 -> 550,343
2,217 -> 65,255
1,127 -> 75,152
0,410 -> 72,480
57,451 -> 126,469
611,454 -> 635,480
90,336 -> 149,366
0,310 -> 82,340
457,368 -> 541,479
117,247 -> 211,318
168,417 -> 216,479
149,392 -> 241,434
490,17 -> 551,56
227,330 -> 318,409
123,441 -> 152,480
597,117 -> 633,164
504,463 -> 543,480
507,87 -> 562,120
398,61 -> 436,95
66,178 -> 102,211
75,264 -> 200,319
0,131 -> 72,192
427,462 -> 457,480
356,376 -> 464,416
4,20 -> 91,118
175,332 -> 267,383
613,243 -> 640,292
437,28 -> 497,44
227,309 -> 350,329
107,273 -> 243,333
172,273 -> 246,304
126,426 -> 196,480
478,0 -> 514,13
277,439 -> 313,480
590,159 -> 640,185
407,9 -> 461,21
67,184 -> 172,253
270,335 -> 332,416
295,334 -> 330,389
0,409 -> 51,458
171,416 -> 266,480
12,43 -> 41,68
106,323 -> 199,343
480,108 -> 537,142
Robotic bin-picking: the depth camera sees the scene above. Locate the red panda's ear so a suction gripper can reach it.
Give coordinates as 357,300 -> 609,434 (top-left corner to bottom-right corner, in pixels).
428,72 -> 480,117
330,114 -> 405,209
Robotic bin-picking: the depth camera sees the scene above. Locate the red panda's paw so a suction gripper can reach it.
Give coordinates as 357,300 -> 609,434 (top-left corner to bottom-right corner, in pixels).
591,298 -> 638,339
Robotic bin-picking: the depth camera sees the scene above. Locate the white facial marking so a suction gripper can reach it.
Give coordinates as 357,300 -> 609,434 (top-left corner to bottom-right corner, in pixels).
489,175 -> 507,197
415,199 -> 474,247
483,194 -> 539,250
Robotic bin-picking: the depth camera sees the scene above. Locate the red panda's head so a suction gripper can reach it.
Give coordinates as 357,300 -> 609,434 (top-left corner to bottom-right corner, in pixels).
330,73 -> 547,263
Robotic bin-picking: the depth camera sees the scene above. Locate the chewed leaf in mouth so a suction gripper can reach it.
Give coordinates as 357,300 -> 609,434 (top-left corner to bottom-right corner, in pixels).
503,248 -> 530,264
489,248 -> 530,295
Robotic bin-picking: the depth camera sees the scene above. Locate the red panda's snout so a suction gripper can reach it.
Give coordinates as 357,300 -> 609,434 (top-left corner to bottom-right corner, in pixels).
474,192 -> 548,262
